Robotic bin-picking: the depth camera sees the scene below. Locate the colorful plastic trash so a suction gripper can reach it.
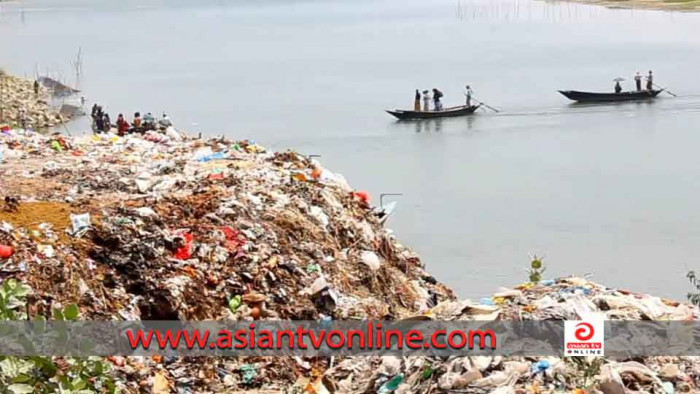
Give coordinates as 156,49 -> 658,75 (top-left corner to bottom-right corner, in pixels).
174,232 -> 194,260
0,245 -> 14,259
353,191 -> 370,204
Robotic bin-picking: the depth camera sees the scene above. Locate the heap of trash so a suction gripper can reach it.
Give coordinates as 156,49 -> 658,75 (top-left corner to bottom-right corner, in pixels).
0,126 -> 698,393
0,71 -> 67,129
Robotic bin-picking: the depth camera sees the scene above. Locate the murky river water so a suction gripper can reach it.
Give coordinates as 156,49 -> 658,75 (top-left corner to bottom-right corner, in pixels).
2,0 -> 700,300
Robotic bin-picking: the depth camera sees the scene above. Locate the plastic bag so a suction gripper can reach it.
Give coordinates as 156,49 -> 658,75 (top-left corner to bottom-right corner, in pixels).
70,213 -> 91,236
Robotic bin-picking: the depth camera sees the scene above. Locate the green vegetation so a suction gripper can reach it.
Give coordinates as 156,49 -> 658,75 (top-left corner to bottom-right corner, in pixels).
527,255 -> 547,283
0,279 -> 115,394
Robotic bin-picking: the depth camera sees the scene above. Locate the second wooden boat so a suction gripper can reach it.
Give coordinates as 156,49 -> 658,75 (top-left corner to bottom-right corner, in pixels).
559,89 -> 663,103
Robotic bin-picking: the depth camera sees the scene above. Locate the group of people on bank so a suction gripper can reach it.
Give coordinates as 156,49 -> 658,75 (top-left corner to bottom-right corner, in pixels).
614,70 -> 655,94
91,104 -> 172,136
412,85 -> 474,112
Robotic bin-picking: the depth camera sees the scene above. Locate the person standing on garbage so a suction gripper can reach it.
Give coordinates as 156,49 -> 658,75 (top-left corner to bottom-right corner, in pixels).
94,112 -> 104,133
159,113 -> 173,128
102,113 -> 111,132
143,112 -> 155,130
422,90 -> 431,112
133,112 -> 142,127
33,80 -> 39,96
116,114 -> 130,136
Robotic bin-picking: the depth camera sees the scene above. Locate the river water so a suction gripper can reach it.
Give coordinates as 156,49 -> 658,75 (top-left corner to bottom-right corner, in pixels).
2,0 -> 700,300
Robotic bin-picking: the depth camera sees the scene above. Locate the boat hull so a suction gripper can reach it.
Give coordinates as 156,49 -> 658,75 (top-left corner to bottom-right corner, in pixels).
386,105 -> 479,120
558,90 -> 662,103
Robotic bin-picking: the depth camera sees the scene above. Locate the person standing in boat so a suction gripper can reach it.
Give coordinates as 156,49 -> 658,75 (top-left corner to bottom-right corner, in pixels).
615,81 -> 622,94
414,89 -> 421,111
646,70 -> 654,91
422,90 -> 431,112
634,72 -> 642,92
464,85 -> 473,107
432,88 -> 444,111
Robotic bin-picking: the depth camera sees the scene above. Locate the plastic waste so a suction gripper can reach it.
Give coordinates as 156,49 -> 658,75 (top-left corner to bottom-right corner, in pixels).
208,168 -> 225,180
134,207 -> 157,218
220,227 -> 245,252
479,298 -> 495,306
174,232 -> 194,260
353,191 -> 370,204
377,373 -> 404,394
198,151 -> 226,163
240,364 -> 257,385
228,295 -> 242,313
69,213 -> 91,236
662,382 -> 675,394
531,360 -> 550,374
37,244 -> 55,258
360,250 -> 381,271
0,245 -> 14,258
309,206 -> 329,229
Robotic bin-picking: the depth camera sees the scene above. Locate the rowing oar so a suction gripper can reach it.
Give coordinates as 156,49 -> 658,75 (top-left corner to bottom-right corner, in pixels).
657,84 -> 677,97
648,80 -> 677,97
464,93 -> 501,112
471,96 -> 500,113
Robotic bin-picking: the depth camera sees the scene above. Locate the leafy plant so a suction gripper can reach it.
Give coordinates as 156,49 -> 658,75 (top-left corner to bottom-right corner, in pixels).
0,280 -> 115,394
527,255 -> 547,283
567,357 -> 604,389
688,271 -> 700,306
0,279 -> 32,320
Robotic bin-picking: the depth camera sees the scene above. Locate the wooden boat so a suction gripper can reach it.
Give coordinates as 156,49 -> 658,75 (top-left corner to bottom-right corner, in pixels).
386,105 -> 480,120
558,89 -> 663,103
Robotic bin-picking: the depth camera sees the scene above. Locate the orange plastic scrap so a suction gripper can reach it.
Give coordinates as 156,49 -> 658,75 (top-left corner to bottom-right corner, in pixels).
516,282 -> 536,291
353,190 -> 370,204
292,173 -> 308,182
220,226 -> 246,252
174,232 -> 194,260
208,168 -> 225,180
311,167 -> 322,180
181,265 -> 198,278
662,299 -> 680,307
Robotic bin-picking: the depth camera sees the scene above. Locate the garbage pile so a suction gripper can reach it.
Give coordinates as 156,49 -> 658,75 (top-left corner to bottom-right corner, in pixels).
322,277 -> 699,394
0,127 -> 698,393
0,71 -> 66,129
0,129 -> 454,391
